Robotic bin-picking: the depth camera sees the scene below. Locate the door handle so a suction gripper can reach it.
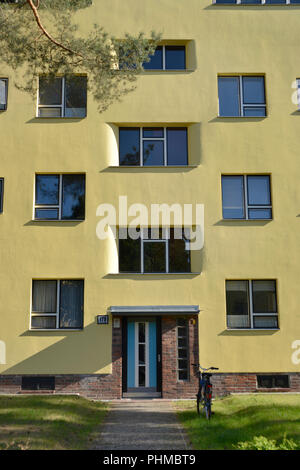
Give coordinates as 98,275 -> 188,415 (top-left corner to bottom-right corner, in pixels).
158,354 -> 161,363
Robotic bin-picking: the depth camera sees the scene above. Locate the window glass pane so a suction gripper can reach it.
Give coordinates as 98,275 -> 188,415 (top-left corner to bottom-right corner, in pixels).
222,176 -> 245,219
0,179 -> 3,212
65,76 -> 87,118
247,175 -> 270,206
143,128 -> 164,138
38,107 -> 62,118
218,77 -> 240,117
167,128 -> 188,165
139,366 -> 145,386
248,208 -> 272,220
31,316 -> 57,329
139,344 -> 145,364
265,0 -> 285,3
59,280 -> 84,329
0,79 -> 7,109
39,78 -> 62,105
274,376 -> 289,388
242,77 -> 265,104
35,208 -> 59,220
143,46 -> 163,70
119,234 -> 141,272
178,370 -> 188,380
36,175 -> 59,205
226,280 -> 250,328
119,128 -> 140,166
252,280 -> 277,313
144,242 -> 166,273
32,280 -> 57,313
61,174 -> 85,220
215,0 -> 236,3
139,323 -> 145,343
241,0 -> 261,3
253,316 -> 278,329
243,107 -> 266,117
165,46 -> 186,70
143,140 -> 164,166
169,230 -> 191,273
290,0 -> 300,3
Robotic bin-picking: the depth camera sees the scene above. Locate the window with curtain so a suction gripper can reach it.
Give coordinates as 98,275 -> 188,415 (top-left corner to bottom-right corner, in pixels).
226,280 -> 278,329
31,280 -> 84,329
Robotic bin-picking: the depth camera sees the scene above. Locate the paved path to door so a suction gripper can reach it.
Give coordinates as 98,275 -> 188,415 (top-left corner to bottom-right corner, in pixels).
91,400 -> 191,450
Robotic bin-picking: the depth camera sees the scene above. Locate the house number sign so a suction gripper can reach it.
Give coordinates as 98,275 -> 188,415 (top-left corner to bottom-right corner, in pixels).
97,315 -> 109,325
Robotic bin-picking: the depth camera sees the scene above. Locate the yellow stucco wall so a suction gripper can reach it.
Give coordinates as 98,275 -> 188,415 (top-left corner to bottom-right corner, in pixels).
1,0 -> 300,375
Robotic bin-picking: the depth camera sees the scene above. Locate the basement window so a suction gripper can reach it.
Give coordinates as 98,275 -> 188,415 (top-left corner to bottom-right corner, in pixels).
21,376 -> 55,391
257,375 -> 289,389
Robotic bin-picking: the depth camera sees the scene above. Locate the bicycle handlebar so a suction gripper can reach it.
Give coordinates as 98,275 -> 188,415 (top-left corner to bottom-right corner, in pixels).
192,364 -> 219,371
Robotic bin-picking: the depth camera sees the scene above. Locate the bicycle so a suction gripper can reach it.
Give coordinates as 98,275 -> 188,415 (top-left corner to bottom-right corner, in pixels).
192,364 -> 219,420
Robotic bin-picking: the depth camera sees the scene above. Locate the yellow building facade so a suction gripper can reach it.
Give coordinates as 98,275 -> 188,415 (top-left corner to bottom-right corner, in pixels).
1,0 -> 300,398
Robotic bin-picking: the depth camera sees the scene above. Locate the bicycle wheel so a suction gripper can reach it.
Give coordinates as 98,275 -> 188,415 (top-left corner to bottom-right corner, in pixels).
196,394 -> 201,415
204,402 -> 211,420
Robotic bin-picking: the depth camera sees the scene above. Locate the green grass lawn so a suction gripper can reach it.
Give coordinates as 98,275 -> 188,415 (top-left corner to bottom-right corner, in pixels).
175,394 -> 300,450
0,395 -> 108,450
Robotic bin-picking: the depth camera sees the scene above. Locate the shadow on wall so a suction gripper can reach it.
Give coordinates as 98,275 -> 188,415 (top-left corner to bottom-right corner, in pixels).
2,322 -> 114,375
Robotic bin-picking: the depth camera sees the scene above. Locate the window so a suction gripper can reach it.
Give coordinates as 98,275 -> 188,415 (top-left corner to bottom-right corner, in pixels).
34,174 -> 85,220
143,45 -> 186,70
119,228 -> 191,273
21,376 -> 55,391
38,76 -> 87,118
222,175 -> 272,219
218,76 -> 266,117
0,79 -> 8,110
257,375 -> 289,389
31,280 -> 84,330
0,178 -> 3,213
119,127 -> 188,166
214,0 -> 299,4
177,319 -> 189,381
226,280 -> 278,329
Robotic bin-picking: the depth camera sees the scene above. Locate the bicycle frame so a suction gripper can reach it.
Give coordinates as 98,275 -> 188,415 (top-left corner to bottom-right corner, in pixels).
193,364 -> 219,419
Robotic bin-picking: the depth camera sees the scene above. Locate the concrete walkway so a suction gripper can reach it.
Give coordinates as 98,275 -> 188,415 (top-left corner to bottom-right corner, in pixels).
91,400 -> 191,450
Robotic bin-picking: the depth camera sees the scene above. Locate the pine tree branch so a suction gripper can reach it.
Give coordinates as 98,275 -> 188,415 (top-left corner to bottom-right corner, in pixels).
26,0 -> 83,57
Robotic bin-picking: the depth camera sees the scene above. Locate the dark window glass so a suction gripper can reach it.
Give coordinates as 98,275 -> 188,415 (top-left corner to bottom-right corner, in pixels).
226,281 -> 250,328
32,280 -> 57,313
248,208 -> 272,220
139,322 -> 145,343
167,128 -> 188,165
252,280 -> 277,313
119,232 -> 141,272
242,77 -> 265,105
241,0 -> 261,3
139,366 -> 145,386
61,174 -> 85,220
143,127 -> 164,138
65,76 -> 87,118
144,242 -> 166,273
247,175 -> 271,206
0,178 -> 3,213
21,376 -> 55,391
119,128 -> 140,165
243,107 -> 266,117
165,46 -> 186,70
35,208 -> 59,220
265,0 -> 285,3
143,140 -> 164,165
0,79 -> 7,110
169,230 -> 190,273
215,0 -> 236,2
59,280 -> 84,329
222,176 -> 245,219
253,315 -> 278,329
218,77 -> 240,116
36,175 -> 59,205
143,46 -> 163,70
31,316 -> 57,329
39,78 -> 62,105
290,0 -> 300,3
257,375 -> 289,389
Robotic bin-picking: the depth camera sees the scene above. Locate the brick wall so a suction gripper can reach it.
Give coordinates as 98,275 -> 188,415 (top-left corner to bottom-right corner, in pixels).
161,316 -> 199,398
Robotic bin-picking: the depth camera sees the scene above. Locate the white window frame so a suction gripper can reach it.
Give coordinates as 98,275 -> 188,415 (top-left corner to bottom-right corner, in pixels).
134,321 -> 150,388
0,78 -> 8,111
34,173 -> 85,221
37,76 -> 87,118
222,174 -> 272,220
218,75 -> 266,117
30,279 -> 83,331
226,279 -> 279,330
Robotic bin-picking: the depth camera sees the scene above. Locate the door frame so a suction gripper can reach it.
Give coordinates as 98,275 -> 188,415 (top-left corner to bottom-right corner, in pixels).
121,316 -> 162,395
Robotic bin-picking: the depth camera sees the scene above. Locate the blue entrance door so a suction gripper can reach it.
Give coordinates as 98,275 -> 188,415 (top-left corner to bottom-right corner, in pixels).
127,320 -> 157,389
